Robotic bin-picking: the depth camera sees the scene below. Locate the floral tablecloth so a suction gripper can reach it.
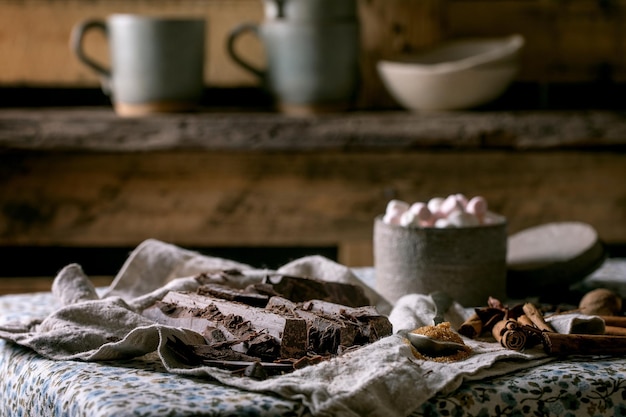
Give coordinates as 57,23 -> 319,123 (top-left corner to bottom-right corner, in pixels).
2,259 -> 626,417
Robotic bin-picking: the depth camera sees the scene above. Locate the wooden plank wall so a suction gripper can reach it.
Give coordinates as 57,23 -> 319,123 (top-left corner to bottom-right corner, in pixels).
3,148 -> 625,267
2,0 -> 626,107
2,110 -> 626,269
448,0 -> 626,83
2,1 -> 626,293
0,0 -> 263,86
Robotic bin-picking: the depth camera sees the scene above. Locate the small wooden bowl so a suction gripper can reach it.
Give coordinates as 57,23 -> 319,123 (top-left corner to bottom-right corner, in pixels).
506,222 -> 606,299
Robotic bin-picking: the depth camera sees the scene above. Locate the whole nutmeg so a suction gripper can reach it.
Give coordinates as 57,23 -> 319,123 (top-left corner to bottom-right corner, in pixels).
579,288 -> 623,316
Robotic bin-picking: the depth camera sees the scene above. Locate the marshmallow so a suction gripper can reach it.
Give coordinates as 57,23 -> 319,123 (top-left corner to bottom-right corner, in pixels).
466,196 -> 488,219
386,199 -> 410,216
434,218 -> 453,228
384,195 -> 503,229
383,212 -> 402,225
399,210 -> 419,227
447,210 -> 480,227
454,193 -> 469,208
440,194 -> 464,216
408,202 -> 432,225
427,197 -> 445,216
482,210 -> 506,225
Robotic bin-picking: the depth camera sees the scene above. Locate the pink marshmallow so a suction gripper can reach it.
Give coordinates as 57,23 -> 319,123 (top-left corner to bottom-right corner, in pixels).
409,202 -> 432,221
440,194 -> 464,216
448,210 -> 480,227
427,197 -> 444,214
454,193 -> 469,208
466,196 -> 488,221
386,199 -> 410,216
383,212 -> 402,225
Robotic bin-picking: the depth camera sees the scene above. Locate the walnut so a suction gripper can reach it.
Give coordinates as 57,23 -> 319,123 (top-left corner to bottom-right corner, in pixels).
579,288 -> 622,316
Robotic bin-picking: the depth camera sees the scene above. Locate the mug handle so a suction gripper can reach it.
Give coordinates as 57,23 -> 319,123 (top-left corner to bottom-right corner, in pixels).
226,22 -> 264,79
70,19 -> 112,94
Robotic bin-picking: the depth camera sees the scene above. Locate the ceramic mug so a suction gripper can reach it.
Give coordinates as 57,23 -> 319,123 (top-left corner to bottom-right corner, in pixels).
71,14 -> 206,117
227,20 -> 360,114
261,0 -> 357,21
373,216 -> 507,307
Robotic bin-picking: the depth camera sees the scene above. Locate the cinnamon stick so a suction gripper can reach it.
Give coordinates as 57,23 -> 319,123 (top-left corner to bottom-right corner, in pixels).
501,329 -> 527,351
491,319 -> 510,340
458,312 -> 483,339
599,315 -> 626,328
542,332 -> 626,355
604,326 -> 626,336
492,319 -> 527,351
517,314 -> 534,328
522,303 -> 555,332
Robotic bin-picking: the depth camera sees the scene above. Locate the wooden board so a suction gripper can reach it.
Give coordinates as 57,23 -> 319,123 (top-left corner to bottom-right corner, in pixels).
3,0 -> 626,108
2,106 -> 625,297
0,0 -> 264,86
0,276 -> 113,295
357,0 -> 444,107
2,109 -> 626,151
1,109 -> 625,270
2,148 -> 625,267
446,0 -> 626,83
507,222 -> 607,298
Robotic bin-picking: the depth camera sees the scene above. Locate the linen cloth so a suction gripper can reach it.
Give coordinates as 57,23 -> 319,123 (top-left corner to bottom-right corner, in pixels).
0,239 -> 558,417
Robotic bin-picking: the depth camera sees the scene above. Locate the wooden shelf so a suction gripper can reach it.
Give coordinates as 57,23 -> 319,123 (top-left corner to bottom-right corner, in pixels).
2,108 -> 626,152
1,108 -> 625,274
0,276 -> 113,296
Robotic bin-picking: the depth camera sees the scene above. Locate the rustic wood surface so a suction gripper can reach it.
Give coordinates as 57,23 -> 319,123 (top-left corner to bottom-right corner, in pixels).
1,109 -> 625,284
446,0 -> 626,83
0,0 -> 263,87
3,0 -> 626,107
0,276 -> 113,295
2,108 -> 626,151
0,109 -> 626,300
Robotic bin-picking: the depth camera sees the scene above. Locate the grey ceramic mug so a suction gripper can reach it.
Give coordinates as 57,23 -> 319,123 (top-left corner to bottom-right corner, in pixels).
71,15 -> 205,117
261,0 -> 357,21
227,20 -> 360,114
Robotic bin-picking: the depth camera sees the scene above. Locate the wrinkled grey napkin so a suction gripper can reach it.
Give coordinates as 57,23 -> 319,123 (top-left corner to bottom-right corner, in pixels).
0,239 -> 557,417
547,313 -> 606,335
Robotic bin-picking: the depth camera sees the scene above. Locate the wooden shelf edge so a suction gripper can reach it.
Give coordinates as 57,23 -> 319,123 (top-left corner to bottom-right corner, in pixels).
0,276 -> 114,296
1,108 -> 626,152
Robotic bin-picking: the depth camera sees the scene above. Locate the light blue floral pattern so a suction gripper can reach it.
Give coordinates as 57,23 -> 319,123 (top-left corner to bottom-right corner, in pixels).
411,356 -> 626,417
3,291 -> 626,416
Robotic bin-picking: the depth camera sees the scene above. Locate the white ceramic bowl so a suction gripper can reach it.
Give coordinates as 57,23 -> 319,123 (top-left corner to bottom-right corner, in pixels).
377,35 -> 525,111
